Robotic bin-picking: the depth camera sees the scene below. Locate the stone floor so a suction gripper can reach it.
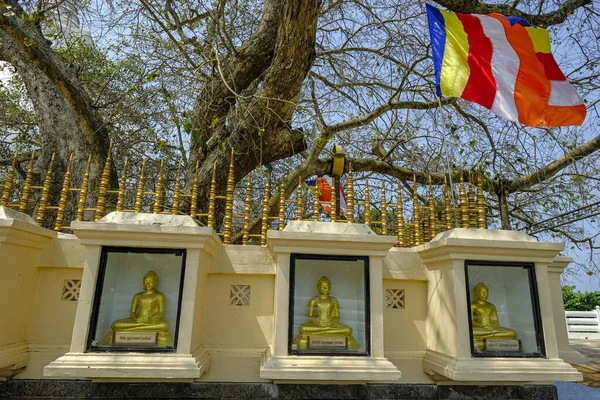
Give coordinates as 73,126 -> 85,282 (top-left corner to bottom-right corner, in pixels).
557,339 -> 600,399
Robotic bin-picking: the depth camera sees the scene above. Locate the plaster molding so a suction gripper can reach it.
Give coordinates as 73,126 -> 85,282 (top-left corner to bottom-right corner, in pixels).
0,342 -> 29,378
423,349 -> 581,382
548,255 -> 574,273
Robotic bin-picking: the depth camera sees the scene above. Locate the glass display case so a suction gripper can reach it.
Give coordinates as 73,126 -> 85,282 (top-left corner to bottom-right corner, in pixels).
465,261 -> 545,357
288,254 -> 370,356
87,247 -> 186,352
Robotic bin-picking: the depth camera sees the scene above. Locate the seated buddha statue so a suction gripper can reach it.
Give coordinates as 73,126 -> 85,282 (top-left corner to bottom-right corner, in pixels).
293,276 -> 358,350
103,270 -> 173,346
471,282 -> 518,350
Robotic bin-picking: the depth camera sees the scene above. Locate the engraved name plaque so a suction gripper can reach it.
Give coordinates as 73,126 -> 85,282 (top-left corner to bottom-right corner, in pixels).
308,336 -> 348,349
483,339 -> 522,352
113,332 -> 158,345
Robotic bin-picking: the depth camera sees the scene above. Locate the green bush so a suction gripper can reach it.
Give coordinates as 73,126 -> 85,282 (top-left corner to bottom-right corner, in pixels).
562,285 -> 600,311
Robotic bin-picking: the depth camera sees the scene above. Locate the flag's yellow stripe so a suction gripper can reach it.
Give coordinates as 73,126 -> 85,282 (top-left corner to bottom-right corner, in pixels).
525,26 -> 551,54
440,10 -> 470,97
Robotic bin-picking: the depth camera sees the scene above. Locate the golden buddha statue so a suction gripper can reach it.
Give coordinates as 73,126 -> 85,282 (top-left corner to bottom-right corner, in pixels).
103,270 -> 173,346
293,276 -> 358,350
470,282 -> 518,350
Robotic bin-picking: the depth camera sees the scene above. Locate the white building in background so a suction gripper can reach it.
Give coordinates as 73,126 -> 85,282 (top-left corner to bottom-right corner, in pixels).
44,0 -> 92,45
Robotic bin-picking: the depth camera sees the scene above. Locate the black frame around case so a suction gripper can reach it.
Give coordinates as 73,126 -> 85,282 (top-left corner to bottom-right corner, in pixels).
465,260 -> 546,358
86,246 -> 187,353
288,253 -> 371,356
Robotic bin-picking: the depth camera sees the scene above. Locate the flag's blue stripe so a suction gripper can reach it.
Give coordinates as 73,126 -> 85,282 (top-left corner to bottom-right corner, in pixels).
426,4 -> 446,97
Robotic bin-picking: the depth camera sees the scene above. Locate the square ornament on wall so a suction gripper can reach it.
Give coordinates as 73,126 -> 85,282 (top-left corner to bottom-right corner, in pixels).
230,284 -> 251,306
62,279 -> 82,301
385,288 -> 405,309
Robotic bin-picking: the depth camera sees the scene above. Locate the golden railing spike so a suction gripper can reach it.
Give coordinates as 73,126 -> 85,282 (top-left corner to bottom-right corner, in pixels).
347,164 -> 355,223
153,160 -> 164,214
477,172 -> 488,229
413,175 -> 421,246
243,175 -> 252,245
95,142 -> 113,221
260,172 -> 271,246
19,151 -> 35,213
312,178 -> 320,221
191,161 -> 200,220
134,159 -> 146,213
444,176 -> 452,230
172,160 -> 182,215
116,158 -> 128,212
206,162 -> 215,226
331,178 -> 337,223
396,181 -> 405,247
296,177 -> 303,220
36,153 -> 55,226
459,171 -> 469,228
467,175 -> 477,228
76,156 -> 92,221
364,180 -> 371,227
223,150 -> 235,244
1,149 -> 18,206
429,176 -> 438,239
54,155 -> 73,231
381,181 -> 388,235
278,177 -> 286,230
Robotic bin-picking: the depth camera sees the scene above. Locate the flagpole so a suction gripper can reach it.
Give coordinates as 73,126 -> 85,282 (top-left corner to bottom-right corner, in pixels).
437,96 -> 459,228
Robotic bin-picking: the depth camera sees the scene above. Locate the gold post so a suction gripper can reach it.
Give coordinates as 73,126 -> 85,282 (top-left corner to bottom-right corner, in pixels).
364,180 -> 371,227
36,153 -> 55,226
243,175 -> 252,245
54,155 -> 73,231
407,223 -> 414,247
1,150 -> 18,206
206,162 -> 215,226
381,181 -> 388,235
423,206 -> 430,242
76,156 -> 92,221
134,159 -> 146,213
429,176 -> 438,239
444,177 -> 452,230
296,177 -> 303,220
172,160 -> 182,215
331,177 -> 337,223
468,181 -> 476,228
278,177 -> 286,229
260,172 -> 271,246
191,161 -> 200,220
477,172 -> 488,229
153,160 -> 164,214
396,182 -> 405,246
116,158 -> 128,212
19,151 -> 35,213
459,171 -> 469,228
223,151 -> 235,244
347,164 -> 355,223
312,179 -> 320,221
413,175 -> 421,246
95,143 -> 113,221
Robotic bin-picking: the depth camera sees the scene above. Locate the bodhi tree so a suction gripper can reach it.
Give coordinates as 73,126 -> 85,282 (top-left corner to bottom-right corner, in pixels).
1,0 -> 600,269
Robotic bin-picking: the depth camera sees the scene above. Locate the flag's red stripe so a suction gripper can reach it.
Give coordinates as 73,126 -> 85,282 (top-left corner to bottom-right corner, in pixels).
457,13 -> 496,109
536,53 -> 566,81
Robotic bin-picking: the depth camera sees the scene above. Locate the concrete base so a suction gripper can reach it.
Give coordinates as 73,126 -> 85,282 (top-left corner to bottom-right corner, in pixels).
0,380 -> 559,399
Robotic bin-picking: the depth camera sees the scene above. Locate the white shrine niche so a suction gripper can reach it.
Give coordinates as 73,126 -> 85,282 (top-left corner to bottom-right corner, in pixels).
260,221 -> 401,382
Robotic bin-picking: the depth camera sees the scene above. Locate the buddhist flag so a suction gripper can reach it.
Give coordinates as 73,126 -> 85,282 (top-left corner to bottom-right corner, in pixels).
305,176 -> 348,216
425,4 -> 586,127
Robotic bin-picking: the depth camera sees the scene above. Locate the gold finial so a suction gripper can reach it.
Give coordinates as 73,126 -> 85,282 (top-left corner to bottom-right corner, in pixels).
296,177 -> 303,220
95,142 -> 113,221
116,158 -> 128,212
407,223 -> 414,247
172,160 -> 182,215
444,176 -> 452,230
260,172 -> 271,246
331,177 -> 337,223
19,151 -> 35,213
477,172 -> 487,229
278,177 -> 286,229
347,164 -> 355,223
312,178 -> 320,221
134,159 -> 146,213
396,182 -> 405,247
364,180 -> 371,227
206,162 -> 215,226
381,181 -> 388,235
191,161 -> 200,220
36,153 -> 55,226
76,156 -> 92,221
423,206 -> 431,242
54,155 -> 73,231
223,150 -> 235,244
243,175 -> 252,245
459,171 -> 469,228
467,175 -> 477,228
1,149 -> 18,206
413,175 -> 421,246
429,176 -> 438,239
153,160 -> 165,214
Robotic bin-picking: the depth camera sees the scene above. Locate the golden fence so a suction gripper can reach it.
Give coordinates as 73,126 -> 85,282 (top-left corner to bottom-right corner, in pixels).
0,148 -> 489,246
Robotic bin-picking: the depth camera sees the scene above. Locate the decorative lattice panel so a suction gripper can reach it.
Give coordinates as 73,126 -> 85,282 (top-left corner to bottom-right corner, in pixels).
62,279 -> 82,301
230,284 -> 251,306
385,288 -> 405,309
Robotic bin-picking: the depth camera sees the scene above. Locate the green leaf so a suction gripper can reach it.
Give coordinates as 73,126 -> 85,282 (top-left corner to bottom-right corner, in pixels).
210,117 -> 220,128
23,37 -> 34,47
